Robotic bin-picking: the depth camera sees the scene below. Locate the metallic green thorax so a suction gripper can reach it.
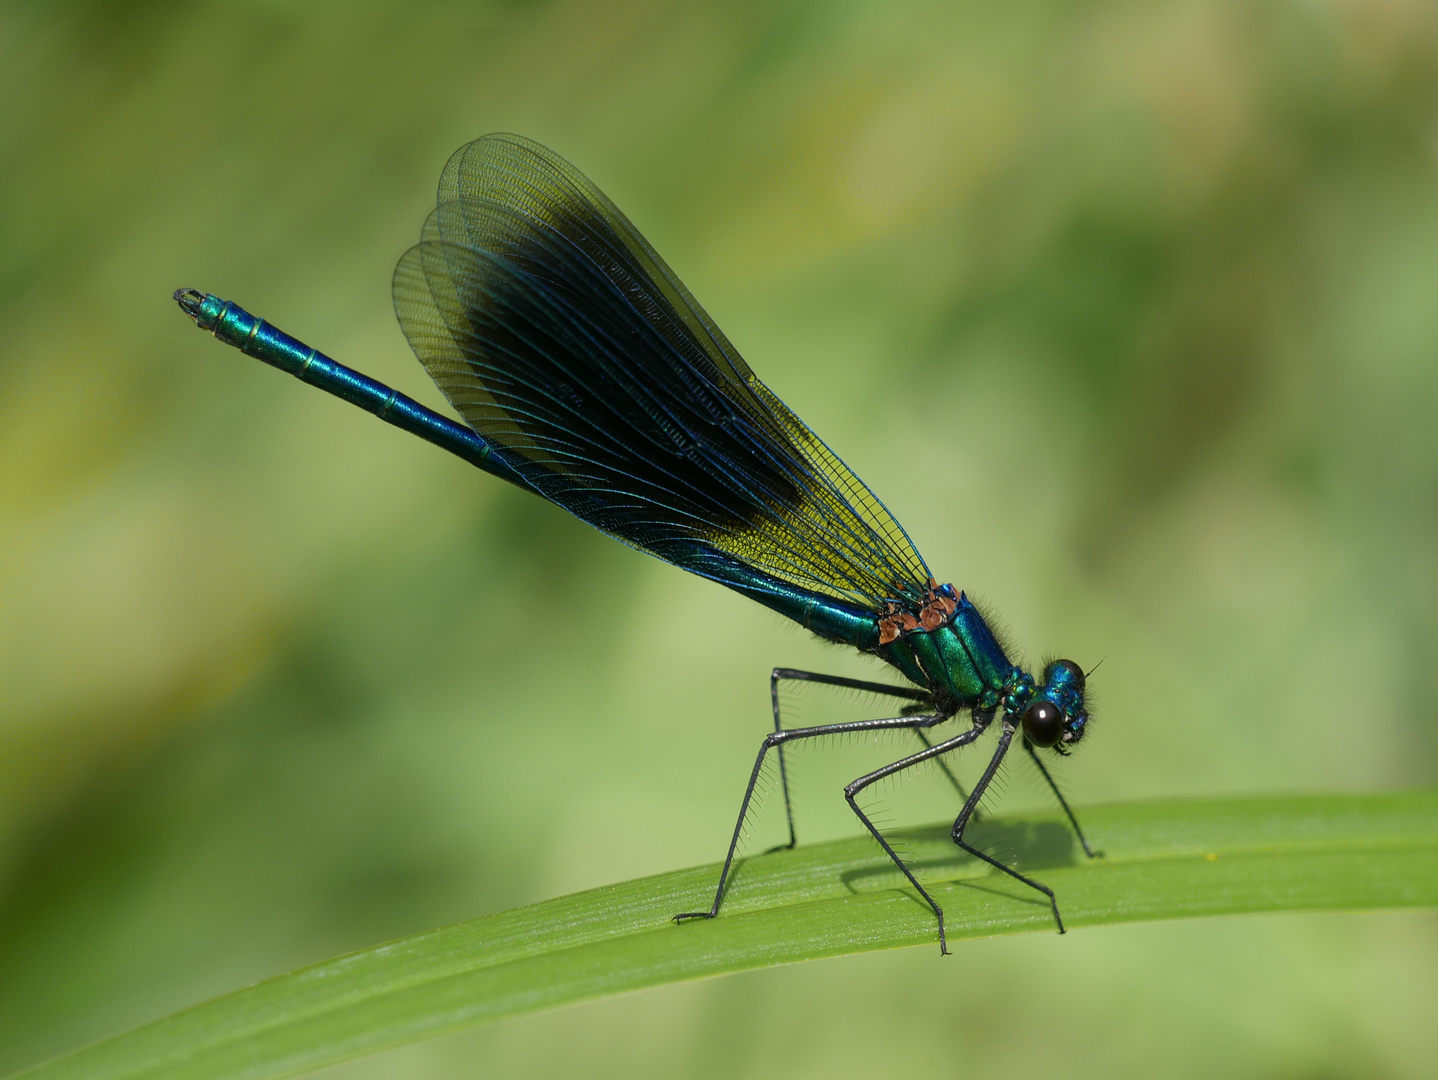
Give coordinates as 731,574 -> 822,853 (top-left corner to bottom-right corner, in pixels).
875,593 -> 1021,712
729,564 -> 1024,715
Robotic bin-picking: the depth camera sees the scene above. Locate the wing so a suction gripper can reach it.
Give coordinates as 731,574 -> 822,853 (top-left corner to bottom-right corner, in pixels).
391,133 -> 931,615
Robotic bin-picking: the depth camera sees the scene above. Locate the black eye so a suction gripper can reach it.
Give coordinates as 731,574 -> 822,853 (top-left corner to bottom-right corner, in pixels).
1047,658 -> 1085,691
1022,699 -> 1064,748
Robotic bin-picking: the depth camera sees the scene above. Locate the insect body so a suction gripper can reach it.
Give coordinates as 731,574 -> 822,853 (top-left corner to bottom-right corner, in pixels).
175,133 -> 1098,953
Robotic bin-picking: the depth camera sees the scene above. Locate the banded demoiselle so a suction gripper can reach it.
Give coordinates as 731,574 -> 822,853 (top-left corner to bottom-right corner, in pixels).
175,133 -> 1098,953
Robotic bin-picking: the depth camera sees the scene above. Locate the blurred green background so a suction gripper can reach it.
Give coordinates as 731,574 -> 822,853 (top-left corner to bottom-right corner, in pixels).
2,0 -> 1437,1076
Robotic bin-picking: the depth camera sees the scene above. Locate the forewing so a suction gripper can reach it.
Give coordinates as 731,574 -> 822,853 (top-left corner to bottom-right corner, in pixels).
392,133 -> 930,612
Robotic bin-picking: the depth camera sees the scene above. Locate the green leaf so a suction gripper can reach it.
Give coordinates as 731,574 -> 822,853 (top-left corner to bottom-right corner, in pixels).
15,792 -> 1437,1080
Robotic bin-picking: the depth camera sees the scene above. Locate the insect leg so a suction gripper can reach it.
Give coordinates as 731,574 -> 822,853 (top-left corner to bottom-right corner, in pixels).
769,668 -> 937,849
841,718 -> 990,955
674,710 -> 944,925
912,728 -> 971,804
951,720 -> 1065,933
1023,738 -> 1102,858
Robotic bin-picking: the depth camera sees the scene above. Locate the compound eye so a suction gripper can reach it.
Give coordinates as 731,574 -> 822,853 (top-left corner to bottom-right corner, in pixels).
1022,699 -> 1064,748
1047,658 -> 1085,692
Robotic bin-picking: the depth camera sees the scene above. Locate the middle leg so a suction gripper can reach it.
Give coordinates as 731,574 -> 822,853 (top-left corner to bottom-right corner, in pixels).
842,717 -> 992,954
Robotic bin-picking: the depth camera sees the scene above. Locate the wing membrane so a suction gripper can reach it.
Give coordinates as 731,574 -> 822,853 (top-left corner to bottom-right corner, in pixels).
392,133 -> 930,613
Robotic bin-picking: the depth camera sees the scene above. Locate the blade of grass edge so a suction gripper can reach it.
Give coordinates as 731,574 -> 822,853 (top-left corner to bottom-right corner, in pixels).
12,791 -> 1438,1080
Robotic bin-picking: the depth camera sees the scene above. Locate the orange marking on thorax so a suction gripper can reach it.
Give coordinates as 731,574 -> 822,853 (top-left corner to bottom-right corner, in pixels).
877,582 -> 956,644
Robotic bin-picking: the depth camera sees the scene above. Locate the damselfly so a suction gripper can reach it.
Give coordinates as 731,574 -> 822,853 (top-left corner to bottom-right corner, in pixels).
175,134 -> 1099,952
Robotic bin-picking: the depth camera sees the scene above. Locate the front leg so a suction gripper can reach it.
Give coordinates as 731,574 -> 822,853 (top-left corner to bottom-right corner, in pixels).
951,720 -> 1065,933
1023,739 -> 1102,858
841,717 -> 990,955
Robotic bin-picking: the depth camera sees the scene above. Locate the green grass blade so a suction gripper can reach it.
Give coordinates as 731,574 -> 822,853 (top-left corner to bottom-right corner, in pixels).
14,792 -> 1437,1080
